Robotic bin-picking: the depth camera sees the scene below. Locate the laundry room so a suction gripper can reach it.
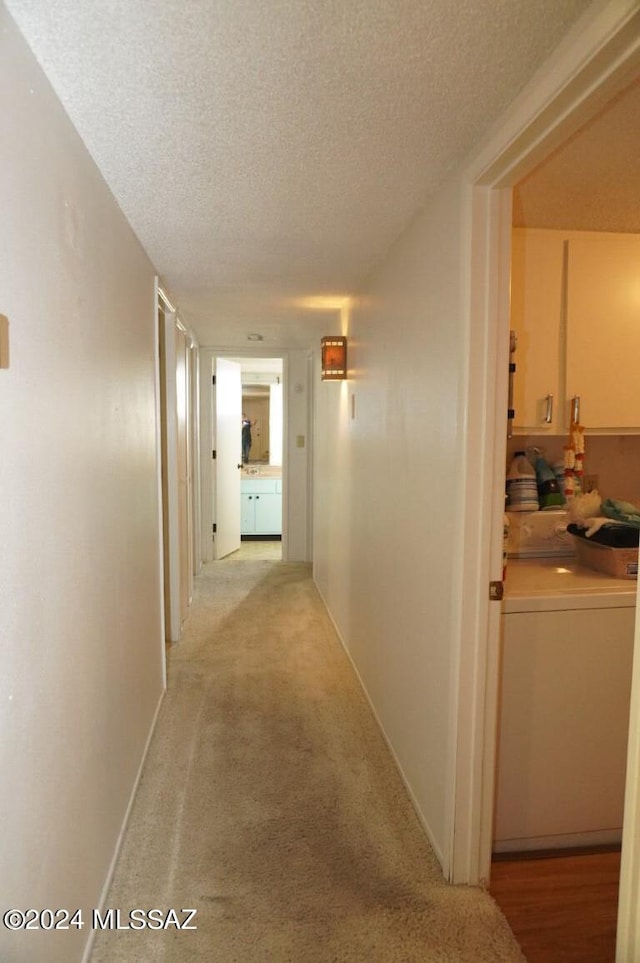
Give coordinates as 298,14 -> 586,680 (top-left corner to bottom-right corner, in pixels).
491,74 -> 640,957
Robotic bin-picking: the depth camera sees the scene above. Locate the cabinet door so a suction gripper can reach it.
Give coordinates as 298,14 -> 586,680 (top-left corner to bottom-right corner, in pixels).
567,233 -> 640,430
241,493 -> 256,534
494,607 -> 634,851
254,493 -> 282,535
511,229 -> 566,434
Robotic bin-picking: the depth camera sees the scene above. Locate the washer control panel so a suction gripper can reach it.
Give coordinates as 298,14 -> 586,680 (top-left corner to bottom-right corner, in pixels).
507,509 -> 574,558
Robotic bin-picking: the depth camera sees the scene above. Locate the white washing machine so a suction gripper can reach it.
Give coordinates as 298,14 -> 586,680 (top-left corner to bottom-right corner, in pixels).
494,510 -> 637,853
505,508 -> 635,610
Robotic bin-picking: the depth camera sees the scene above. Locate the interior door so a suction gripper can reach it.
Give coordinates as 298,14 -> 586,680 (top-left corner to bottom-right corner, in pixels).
214,358 -> 242,558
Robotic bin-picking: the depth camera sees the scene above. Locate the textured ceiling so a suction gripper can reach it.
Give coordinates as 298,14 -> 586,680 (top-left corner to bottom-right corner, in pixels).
5,0 -> 591,347
514,76 -> 640,233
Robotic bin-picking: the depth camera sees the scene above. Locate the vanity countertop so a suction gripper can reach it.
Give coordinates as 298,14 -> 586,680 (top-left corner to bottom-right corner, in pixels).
242,465 -> 282,479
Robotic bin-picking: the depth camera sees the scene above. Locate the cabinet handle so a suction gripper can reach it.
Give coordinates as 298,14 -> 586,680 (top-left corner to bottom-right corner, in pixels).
572,395 -> 580,425
544,393 -> 553,424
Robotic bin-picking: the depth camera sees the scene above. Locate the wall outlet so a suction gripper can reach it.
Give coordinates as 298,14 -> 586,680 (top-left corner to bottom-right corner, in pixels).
582,474 -> 599,493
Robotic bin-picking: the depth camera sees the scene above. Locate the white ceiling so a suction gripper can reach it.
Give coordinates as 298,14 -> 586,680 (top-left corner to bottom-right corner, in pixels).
514,76 -> 640,233
5,0 -> 591,348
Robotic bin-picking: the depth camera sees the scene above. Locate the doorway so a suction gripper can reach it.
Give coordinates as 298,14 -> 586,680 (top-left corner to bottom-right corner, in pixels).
487,75 -> 640,961
199,346 -> 313,567
236,357 -> 284,561
455,10 -> 640,957
157,285 -> 198,644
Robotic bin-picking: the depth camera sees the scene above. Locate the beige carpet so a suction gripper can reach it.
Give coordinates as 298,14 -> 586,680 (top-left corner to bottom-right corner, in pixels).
230,539 -> 282,561
91,560 -> 524,962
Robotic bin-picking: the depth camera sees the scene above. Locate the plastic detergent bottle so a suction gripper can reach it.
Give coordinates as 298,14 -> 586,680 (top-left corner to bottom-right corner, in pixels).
533,453 -> 564,510
505,451 -> 539,511
552,459 -> 567,500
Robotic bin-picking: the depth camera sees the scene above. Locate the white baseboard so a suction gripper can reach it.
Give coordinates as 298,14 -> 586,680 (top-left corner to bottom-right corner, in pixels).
493,828 -> 623,855
313,580 -> 445,871
81,687 -> 166,963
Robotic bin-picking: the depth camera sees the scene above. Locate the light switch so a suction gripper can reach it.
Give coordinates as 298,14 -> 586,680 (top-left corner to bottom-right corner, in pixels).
296,434 -> 305,448
0,314 -> 8,369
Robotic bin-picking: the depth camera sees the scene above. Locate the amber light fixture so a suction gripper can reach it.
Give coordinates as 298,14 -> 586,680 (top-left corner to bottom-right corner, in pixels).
321,336 -> 347,380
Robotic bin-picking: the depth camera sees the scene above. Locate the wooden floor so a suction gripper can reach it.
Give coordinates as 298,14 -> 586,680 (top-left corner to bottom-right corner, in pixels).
490,849 -> 621,963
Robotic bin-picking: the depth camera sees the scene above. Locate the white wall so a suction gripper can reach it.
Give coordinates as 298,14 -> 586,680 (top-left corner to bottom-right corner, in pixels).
314,175 -> 465,864
313,0 -> 640,891
0,7 -> 165,961
285,349 -> 313,561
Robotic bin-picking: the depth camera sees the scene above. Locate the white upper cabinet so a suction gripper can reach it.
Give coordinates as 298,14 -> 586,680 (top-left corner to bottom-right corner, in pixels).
511,228 -> 640,434
511,229 -> 565,433
566,233 -> 640,431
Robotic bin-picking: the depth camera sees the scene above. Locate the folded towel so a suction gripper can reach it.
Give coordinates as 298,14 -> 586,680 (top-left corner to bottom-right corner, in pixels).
568,521 -> 640,548
601,498 -> 640,528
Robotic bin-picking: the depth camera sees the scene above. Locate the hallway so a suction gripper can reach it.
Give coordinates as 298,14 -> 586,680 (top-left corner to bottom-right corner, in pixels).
91,559 -> 523,962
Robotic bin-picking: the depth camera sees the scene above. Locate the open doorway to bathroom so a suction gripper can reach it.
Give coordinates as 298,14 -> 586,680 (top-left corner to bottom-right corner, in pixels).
201,346 -> 312,565
234,357 -> 283,561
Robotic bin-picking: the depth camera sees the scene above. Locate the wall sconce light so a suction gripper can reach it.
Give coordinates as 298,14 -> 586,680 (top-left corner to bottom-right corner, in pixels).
321,336 -> 347,380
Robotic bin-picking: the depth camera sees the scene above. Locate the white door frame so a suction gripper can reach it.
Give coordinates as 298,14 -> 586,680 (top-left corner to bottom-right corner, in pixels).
159,306 -> 182,643
153,279 -> 168,687
212,356 -> 243,559
157,284 -> 199,644
190,341 -> 202,577
452,0 -> 640,906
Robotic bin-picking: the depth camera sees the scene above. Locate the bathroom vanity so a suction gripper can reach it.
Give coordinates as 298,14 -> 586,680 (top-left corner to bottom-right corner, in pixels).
240,475 -> 282,536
